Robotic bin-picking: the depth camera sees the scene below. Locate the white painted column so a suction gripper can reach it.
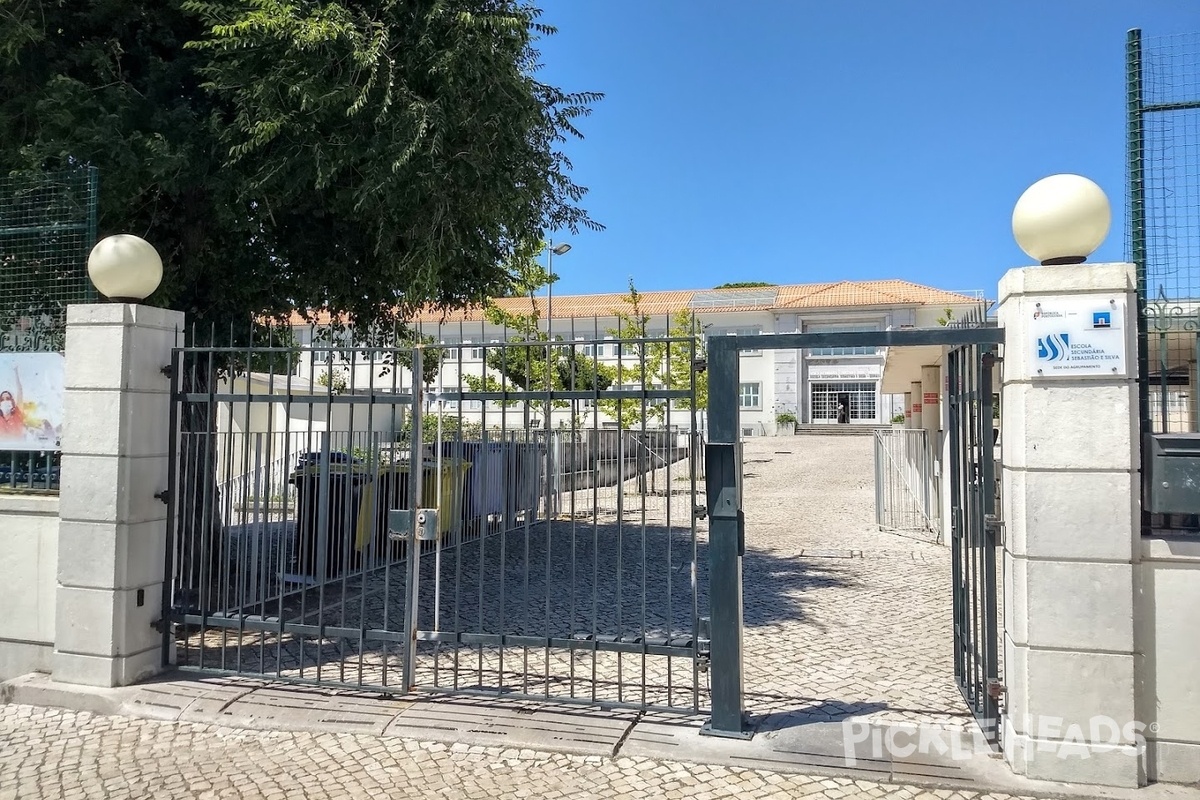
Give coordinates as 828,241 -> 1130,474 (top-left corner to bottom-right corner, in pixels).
903,392 -> 912,428
53,303 -> 184,687
998,263 -> 1142,787
920,365 -> 940,432
909,381 -> 922,429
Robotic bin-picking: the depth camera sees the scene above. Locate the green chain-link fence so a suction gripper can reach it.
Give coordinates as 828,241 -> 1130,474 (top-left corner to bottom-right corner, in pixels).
0,166 -> 98,490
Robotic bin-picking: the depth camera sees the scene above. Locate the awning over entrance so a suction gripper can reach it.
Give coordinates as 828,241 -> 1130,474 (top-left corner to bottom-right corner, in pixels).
879,342 -> 945,394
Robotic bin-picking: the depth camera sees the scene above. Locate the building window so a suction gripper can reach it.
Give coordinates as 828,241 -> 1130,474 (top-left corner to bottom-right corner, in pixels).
810,381 -> 877,423
806,322 -> 880,357
739,382 -> 761,409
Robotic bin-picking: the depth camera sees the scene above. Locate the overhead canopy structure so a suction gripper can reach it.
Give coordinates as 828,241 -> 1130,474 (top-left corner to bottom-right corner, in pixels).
880,342 -> 946,394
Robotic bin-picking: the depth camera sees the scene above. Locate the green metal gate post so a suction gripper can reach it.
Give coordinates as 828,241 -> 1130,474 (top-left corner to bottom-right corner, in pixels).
701,335 -> 751,738
402,347 -> 425,692
1127,28 -> 1150,534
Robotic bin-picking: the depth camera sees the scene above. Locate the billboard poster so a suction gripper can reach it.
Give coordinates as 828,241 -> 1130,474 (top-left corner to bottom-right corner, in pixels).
0,353 -> 65,451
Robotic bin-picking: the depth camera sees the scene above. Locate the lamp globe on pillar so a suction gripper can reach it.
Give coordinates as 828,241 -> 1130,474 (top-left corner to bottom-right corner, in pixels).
1011,174 -> 1112,266
86,234 -> 163,303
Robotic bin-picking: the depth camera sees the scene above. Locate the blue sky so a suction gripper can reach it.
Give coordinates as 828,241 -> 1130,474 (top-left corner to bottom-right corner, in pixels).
535,1 -> 1198,298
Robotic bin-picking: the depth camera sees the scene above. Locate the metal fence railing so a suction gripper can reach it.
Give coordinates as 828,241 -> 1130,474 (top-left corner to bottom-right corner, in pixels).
0,166 -> 98,492
873,427 -> 940,541
1128,29 -> 1200,535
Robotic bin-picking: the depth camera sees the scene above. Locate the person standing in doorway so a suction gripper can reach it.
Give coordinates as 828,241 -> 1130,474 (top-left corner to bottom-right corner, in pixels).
836,399 -> 849,424
0,367 -> 26,442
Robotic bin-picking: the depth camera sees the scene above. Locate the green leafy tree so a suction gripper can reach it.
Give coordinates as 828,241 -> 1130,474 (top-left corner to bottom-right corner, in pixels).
463,242 -> 610,423
0,1 -> 601,331
712,281 -> 776,289
396,333 -> 446,389
598,280 -> 706,429
315,366 -> 348,395
0,1 -> 601,599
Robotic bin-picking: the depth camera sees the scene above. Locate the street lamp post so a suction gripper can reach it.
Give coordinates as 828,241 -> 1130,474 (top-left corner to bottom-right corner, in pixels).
546,241 -> 571,331
544,241 -> 571,516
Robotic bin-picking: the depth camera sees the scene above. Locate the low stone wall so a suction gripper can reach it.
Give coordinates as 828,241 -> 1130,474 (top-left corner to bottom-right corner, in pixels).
0,493 -> 58,680
1137,536 -> 1200,784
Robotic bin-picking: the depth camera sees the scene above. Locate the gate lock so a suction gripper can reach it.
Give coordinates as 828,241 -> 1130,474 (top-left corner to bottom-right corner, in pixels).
388,508 -> 439,542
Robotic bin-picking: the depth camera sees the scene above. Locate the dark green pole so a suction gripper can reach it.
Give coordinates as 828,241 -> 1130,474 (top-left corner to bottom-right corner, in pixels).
701,335 -> 750,738
1127,28 -> 1150,535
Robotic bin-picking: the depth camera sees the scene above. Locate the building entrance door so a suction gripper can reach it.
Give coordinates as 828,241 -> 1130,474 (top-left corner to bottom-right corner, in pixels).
810,381 -> 875,424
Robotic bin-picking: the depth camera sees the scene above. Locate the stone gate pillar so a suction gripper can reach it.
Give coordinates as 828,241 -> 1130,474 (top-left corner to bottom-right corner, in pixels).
53,303 -> 184,686
997,262 -> 1142,787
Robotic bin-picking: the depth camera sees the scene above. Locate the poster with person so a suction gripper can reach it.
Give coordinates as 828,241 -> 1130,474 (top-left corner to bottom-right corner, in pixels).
0,353 -> 65,451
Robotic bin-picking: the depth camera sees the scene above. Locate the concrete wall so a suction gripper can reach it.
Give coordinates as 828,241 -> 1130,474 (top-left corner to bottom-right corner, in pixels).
0,494 -> 58,680
1136,536 -> 1200,784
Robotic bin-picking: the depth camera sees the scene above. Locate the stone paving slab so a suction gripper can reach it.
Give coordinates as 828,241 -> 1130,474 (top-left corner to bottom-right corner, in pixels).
623,715 -> 978,788
385,695 -> 637,756
212,683 -> 412,734
124,675 -> 262,722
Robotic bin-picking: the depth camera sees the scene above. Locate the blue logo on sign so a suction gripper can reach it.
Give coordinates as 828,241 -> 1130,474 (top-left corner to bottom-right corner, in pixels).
1037,333 -> 1070,362
1093,311 -> 1112,328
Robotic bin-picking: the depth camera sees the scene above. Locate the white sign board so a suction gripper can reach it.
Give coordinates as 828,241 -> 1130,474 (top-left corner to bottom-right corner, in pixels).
807,363 -> 882,381
0,352 -> 65,451
1028,295 -> 1127,378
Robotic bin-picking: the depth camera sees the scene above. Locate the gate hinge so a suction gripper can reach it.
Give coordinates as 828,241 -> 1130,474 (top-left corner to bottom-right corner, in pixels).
692,358 -> 707,374
693,504 -> 708,520
160,364 -> 173,377
987,679 -> 1006,699
984,514 -> 1004,531
150,618 -> 168,634
155,489 -> 170,504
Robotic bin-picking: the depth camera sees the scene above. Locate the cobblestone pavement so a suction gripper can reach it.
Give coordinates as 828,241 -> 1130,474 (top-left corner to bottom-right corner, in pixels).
0,704 -> 1054,800
738,435 -> 967,729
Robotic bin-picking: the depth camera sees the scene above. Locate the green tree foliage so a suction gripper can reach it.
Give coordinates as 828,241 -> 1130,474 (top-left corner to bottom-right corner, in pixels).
0,1 -> 601,598
598,280 -> 707,429
463,242 -> 610,420
395,333 -> 446,388
712,281 -> 776,289
0,1 -> 601,332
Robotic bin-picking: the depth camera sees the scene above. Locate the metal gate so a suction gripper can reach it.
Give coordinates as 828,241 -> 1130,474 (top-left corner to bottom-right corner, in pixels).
873,427 -> 940,539
162,332 -> 706,713
702,323 -> 1005,744
946,342 -> 1002,746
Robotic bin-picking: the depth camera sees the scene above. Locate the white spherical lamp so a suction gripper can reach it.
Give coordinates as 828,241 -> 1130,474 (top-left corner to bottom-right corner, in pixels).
87,234 -> 163,302
1011,174 -> 1112,266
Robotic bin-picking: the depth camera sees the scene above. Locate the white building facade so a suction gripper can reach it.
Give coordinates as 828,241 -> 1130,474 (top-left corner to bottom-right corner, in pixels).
291,280 -> 984,433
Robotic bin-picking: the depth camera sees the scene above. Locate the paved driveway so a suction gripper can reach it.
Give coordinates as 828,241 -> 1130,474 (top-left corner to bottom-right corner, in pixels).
736,435 -> 967,731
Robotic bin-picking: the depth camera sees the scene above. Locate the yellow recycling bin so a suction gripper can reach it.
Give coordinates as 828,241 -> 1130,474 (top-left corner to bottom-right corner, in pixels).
355,460 -> 471,551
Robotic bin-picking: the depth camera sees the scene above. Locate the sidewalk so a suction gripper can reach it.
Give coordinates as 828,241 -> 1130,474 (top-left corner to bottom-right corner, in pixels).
4,672 -> 1198,800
